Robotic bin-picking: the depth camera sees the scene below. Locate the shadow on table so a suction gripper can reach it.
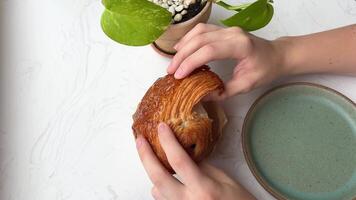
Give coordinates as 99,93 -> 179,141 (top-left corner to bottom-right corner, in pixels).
207,59 -> 266,183
207,59 -> 243,168
0,1 -> 9,199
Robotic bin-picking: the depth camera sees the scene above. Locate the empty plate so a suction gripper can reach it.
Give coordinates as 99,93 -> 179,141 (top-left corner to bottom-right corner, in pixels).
242,83 -> 356,200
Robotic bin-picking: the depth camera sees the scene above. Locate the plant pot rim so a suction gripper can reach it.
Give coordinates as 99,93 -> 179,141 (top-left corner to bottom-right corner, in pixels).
151,0 -> 212,57
169,1 -> 212,28
151,42 -> 175,57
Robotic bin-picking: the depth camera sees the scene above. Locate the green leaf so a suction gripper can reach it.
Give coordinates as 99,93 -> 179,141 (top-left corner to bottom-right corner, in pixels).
221,0 -> 274,31
101,0 -> 172,46
215,1 -> 251,12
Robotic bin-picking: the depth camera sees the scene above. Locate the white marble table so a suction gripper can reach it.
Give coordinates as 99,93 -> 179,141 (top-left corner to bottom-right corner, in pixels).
1,0 -> 356,199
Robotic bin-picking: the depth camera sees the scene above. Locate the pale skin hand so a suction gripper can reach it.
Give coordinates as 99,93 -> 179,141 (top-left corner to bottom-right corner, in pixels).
136,123 -> 256,200
135,24 -> 356,199
168,23 -> 285,100
168,23 -> 356,100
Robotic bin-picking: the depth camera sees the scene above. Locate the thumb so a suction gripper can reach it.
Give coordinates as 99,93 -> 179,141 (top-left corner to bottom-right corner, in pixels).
203,74 -> 257,101
220,71 -> 260,99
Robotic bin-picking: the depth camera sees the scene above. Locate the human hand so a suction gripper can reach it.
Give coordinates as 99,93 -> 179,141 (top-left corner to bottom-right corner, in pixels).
167,23 -> 287,100
136,122 -> 256,200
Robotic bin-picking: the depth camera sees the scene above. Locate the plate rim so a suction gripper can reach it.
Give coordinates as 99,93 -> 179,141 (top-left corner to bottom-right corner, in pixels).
241,82 -> 356,200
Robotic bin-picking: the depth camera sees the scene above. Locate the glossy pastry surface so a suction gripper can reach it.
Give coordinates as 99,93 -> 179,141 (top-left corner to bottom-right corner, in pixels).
132,66 -> 224,172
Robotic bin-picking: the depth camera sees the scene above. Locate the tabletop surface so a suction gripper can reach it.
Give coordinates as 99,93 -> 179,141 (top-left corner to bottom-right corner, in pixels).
1,0 -> 356,199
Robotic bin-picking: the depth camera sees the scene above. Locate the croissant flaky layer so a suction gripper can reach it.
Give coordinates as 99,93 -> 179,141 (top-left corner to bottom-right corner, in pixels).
132,66 -> 224,172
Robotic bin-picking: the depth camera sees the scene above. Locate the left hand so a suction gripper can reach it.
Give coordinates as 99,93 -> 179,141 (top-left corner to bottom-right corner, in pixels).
136,122 -> 256,200
167,24 -> 286,100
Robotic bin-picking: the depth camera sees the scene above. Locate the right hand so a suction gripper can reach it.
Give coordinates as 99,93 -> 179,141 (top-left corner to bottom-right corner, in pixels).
136,123 -> 256,200
167,23 -> 287,100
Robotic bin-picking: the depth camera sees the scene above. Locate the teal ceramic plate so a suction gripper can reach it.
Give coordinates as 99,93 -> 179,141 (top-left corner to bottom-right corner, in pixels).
242,83 -> 356,200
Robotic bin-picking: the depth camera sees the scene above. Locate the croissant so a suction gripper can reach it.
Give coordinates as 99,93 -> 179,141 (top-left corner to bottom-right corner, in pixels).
132,66 -> 224,173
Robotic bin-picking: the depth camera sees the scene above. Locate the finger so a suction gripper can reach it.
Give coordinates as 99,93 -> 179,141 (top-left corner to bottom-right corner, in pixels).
168,30 -> 227,74
199,162 -> 236,185
151,187 -> 166,200
174,23 -> 221,50
220,71 -> 259,98
136,136 -> 184,196
174,41 -> 236,79
202,90 -> 225,102
157,123 -> 204,188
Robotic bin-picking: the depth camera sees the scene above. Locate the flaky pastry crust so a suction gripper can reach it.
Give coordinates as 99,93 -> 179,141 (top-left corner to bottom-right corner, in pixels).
132,66 -> 224,172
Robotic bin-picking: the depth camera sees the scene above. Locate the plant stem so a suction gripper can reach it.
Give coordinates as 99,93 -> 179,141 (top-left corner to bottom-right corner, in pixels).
215,0 -> 274,12
215,1 -> 251,11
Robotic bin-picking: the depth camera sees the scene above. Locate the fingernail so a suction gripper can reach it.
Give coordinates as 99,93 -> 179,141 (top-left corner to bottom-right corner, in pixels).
158,122 -> 167,133
174,68 -> 184,79
173,43 -> 179,50
136,137 -> 143,149
167,63 -> 174,74
167,64 -> 172,73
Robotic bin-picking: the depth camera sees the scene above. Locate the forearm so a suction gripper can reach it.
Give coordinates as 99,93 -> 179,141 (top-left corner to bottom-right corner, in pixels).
274,24 -> 356,76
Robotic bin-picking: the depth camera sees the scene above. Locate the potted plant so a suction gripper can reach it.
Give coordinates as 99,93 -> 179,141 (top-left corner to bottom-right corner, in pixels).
101,0 -> 274,56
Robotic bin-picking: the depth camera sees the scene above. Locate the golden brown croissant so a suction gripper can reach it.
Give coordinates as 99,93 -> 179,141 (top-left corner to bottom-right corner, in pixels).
132,66 -> 224,173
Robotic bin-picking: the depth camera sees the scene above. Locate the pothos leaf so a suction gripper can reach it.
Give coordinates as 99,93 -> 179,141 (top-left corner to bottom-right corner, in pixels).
221,0 -> 274,31
215,1 -> 251,12
101,0 -> 172,46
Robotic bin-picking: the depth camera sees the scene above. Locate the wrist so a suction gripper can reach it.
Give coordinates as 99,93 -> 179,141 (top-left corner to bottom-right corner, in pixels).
272,36 -> 299,77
